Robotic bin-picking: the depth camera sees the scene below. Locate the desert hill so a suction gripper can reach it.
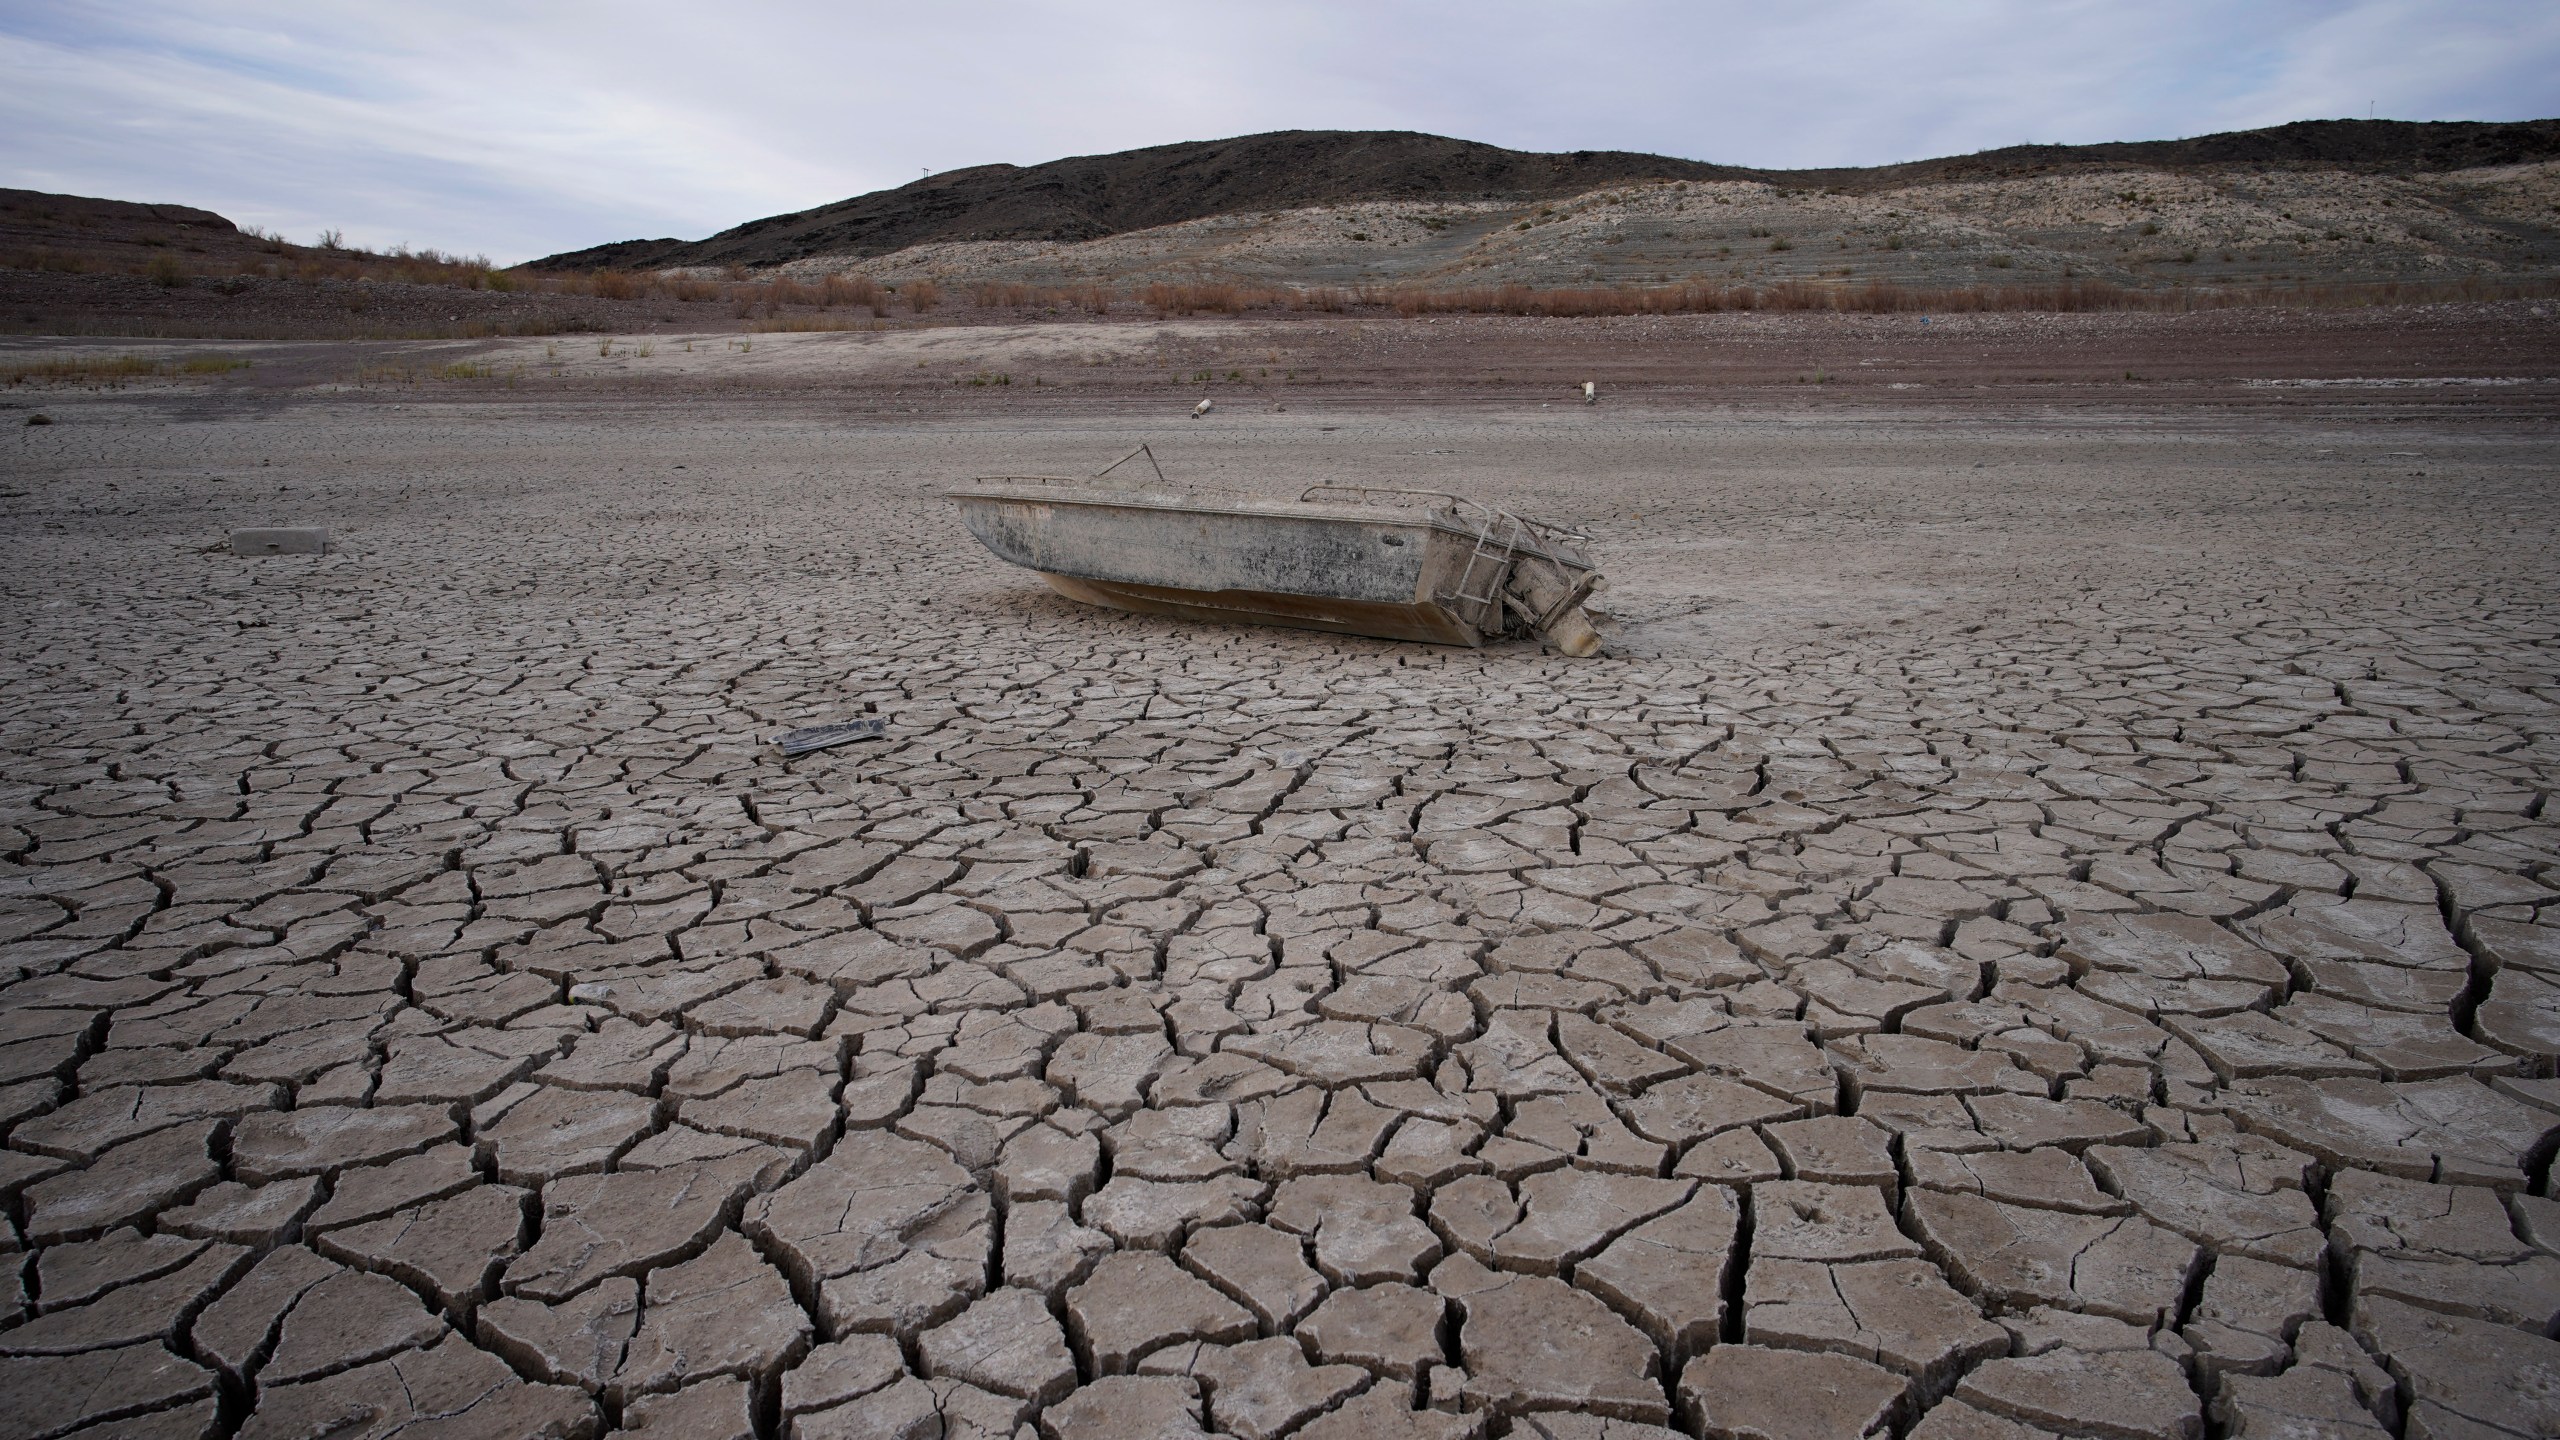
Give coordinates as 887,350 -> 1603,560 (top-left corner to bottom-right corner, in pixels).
534,132 -> 1744,271
2,188 -> 275,271
5,119 -> 2557,340
532,120 -> 2560,272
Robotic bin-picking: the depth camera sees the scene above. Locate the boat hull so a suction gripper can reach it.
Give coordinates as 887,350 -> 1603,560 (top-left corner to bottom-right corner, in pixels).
1037,573 -> 1483,646
948,480 -> 1604,654
953,486 -> 1498,645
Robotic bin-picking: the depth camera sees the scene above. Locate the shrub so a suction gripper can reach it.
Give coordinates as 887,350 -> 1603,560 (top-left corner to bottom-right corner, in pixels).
821,274 -> 885,311
762,277 -> 818,308
1144,282 -> 1266,315
1344,275 -> 2558,319
971,281 -> 1039,308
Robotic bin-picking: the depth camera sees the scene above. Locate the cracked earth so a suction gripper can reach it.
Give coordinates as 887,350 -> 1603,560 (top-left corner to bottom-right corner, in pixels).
0,387 -> 2555,1440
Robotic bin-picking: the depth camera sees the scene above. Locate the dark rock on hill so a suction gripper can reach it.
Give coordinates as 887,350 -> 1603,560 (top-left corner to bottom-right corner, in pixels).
2,188 -> 246,260
1,189 -> 238,237
534,131 -> 1743,271
530,120 -> 2560,271
1792,117 -> 2560,189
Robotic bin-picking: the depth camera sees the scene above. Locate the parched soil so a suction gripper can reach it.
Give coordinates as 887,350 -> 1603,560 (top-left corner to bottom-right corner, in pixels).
0,312 -> 2555,1439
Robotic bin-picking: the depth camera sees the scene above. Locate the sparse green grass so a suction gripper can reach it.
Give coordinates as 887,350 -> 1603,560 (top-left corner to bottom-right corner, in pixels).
3,353 -> 248,384
748,315 -> 888,332
3,355 -> 158,384
360,358 -> 520,387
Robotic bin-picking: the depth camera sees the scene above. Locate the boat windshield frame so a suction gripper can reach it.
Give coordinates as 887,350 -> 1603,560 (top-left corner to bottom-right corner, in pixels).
1299,484 -> 1593,549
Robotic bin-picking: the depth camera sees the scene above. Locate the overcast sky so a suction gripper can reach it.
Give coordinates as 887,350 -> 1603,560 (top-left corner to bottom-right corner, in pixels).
3,0 -> 2554,265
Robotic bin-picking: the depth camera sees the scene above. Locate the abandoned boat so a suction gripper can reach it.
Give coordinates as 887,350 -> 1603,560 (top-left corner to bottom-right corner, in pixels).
947,448 -> 1608,655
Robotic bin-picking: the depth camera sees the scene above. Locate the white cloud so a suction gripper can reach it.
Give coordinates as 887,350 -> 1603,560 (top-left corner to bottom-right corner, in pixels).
1,0 -> 2551,264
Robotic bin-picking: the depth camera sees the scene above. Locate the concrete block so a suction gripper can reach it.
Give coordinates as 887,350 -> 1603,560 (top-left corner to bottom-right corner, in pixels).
231,527 -> 328,555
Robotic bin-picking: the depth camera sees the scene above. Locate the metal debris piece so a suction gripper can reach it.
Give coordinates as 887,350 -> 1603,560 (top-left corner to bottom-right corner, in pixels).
773,720 -> 886,756
1092,443 -> 1169,488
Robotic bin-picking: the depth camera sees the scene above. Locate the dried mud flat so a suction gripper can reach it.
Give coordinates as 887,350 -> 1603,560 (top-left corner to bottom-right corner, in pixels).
0,341 -> 2557,1440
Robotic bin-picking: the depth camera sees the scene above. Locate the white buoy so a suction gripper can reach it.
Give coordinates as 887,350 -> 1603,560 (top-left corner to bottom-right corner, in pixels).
1582,381 -> 1597,405
1193,399 -> 1213,419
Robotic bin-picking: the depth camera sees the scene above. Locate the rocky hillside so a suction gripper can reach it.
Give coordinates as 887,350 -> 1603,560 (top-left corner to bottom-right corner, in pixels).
534,132 -> 1746,271
732,159 -> 2553,296
2,188 -> 265,269
532,120 -> 2560,280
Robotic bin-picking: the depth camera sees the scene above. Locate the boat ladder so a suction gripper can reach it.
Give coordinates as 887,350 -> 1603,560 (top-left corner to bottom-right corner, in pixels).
1447,510 -> 1531,631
